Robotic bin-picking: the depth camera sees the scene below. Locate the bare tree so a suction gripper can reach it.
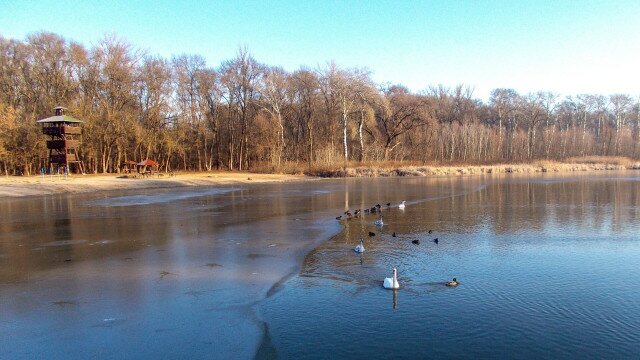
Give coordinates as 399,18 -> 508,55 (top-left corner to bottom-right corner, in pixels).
259,66 -> 289,166
376,85 -> 430,160
3,31 -> 640,176
220,48 -> 264,170
609,94 -> 632,155
289,69 -> 320,167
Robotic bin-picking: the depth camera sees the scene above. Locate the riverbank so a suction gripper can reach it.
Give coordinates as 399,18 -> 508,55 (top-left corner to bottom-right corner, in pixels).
2,159 -> 639,198
0,172 -> 310,198
306,160 -> 640,177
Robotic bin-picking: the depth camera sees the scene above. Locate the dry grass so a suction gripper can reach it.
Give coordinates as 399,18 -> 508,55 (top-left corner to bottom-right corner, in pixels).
251,160 -> 433,175
564,156 -> 636,167
250,162 -> 308,175
302,157 -> 639,178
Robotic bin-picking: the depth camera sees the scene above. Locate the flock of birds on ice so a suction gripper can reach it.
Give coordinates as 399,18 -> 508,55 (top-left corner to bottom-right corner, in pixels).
336,200 -> 459,290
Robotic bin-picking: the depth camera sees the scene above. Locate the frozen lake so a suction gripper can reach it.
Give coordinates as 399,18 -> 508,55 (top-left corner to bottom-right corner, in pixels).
1,172 -> 640,359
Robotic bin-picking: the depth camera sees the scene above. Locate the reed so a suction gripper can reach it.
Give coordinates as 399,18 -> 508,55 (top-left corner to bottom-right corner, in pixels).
300,158 -> 637,178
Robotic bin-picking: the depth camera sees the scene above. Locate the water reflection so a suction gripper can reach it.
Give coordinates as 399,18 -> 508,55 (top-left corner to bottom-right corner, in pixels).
392,289 -> 398,310
299,175 -> 640,287
261,172 -> 640,360
0,194 -> 177,283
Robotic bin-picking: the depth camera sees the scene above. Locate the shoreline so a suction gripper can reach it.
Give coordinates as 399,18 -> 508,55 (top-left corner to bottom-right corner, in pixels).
252,215 -> 343,359
306,161 -> 639,177
1,161 -> 639,198
0,172 -> 312,198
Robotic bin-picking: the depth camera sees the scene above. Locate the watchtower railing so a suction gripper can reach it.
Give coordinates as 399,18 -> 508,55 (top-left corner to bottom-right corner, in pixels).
49,153 -> 79,164
42,125 -> 82,136
46,139 -> 80,149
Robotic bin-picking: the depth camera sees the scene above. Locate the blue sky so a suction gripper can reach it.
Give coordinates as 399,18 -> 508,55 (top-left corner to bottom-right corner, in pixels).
1,0 -> 639,99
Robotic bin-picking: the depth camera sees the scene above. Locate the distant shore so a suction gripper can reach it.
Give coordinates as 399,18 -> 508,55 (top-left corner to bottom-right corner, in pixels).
1,160 -> 638,198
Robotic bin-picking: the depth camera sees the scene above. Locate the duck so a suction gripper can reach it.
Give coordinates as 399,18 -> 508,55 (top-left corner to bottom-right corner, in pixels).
354,240 -> 365,253
364,208 -> 370,214
428,230 -> 433,234
386,202 -> 391,207
368,231 -> 376,237
398,200 -> 406,209
412,239 -> 420,245
446,278 -> 459,287
376,204 -> 381,209
392,232 -> 397,237
433,238 -> 439,244
383,268 -> 400,289
374,216 -> 384,227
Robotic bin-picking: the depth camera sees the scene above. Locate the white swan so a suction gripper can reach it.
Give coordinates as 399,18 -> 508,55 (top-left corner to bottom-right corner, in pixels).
374,216 -> 384,227
354,240 -> 365,253
383,268 -> 400,289
398,200 -> 406,209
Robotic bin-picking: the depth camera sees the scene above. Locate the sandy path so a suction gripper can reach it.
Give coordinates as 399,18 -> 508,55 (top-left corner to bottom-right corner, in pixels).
0,172 -> 311,198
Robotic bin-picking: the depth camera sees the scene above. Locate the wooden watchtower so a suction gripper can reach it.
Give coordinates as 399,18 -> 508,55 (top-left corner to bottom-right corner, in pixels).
37,107 -> 84,173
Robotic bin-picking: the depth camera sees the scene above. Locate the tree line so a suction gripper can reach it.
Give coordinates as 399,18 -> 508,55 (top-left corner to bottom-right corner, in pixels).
1,32 -> 639,175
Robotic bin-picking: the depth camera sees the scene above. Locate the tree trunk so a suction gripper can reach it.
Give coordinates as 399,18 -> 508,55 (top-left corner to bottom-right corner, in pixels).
581,113 -> 588,156
358,110 -> 365,162
449,129 -> 455,162
342,109 -> 348,164
615,114 -> 621,155
307,122 -> 314,168
101,145 -> 108,174
546,123 -> 555,159
278,112 -> 284,167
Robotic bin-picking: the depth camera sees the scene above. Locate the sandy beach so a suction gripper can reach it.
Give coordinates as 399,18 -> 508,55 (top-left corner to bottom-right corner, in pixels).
0,172 -> 311,198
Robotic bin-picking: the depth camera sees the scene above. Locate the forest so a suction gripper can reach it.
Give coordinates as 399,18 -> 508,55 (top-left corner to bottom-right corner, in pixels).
1,31 -> 639,175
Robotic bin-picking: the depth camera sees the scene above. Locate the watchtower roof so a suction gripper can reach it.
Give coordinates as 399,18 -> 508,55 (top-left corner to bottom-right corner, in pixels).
37,106 -> 83,124
36,115 -> 83,124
